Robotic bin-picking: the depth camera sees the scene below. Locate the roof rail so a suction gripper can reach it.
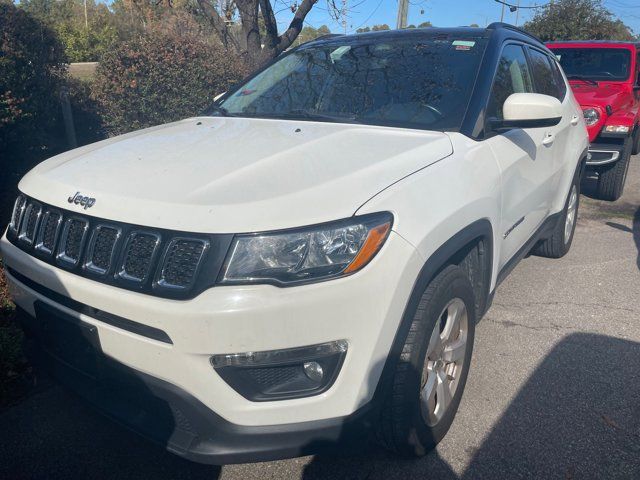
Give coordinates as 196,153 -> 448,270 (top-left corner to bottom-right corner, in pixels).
314,34 -> 345,41
487,22 -> 544,45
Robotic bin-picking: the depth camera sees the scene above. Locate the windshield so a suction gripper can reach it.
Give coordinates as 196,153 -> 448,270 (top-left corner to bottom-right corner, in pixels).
216,36 -> 488,131
551,47 -> 632,81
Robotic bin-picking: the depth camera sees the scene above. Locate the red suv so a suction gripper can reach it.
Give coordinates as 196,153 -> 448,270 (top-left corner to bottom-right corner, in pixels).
547,41 -> 640,200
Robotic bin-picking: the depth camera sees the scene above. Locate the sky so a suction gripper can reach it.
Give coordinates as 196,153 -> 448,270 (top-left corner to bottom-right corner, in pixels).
273,0 -> 640,36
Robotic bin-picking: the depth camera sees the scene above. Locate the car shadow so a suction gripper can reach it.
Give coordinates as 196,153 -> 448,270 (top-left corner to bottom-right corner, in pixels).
605,206 -> 640,272
634,206 -> 640,271
301,333 -> 640,479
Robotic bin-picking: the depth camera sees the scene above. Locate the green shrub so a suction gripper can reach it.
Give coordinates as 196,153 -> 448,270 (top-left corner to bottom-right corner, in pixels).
0,2 -> 67,151
91,33 -> 246,136
56,21 -> 118,62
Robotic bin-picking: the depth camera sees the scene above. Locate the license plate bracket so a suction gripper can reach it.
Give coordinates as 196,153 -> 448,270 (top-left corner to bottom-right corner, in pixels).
35,301 -> 102,379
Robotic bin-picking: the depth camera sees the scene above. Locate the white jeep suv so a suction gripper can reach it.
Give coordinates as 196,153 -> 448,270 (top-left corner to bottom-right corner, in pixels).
1,24 -> 588,464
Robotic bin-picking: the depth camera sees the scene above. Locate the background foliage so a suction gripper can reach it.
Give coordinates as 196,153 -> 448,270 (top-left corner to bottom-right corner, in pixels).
523,0 -> 635,41
0,2 -> 67,152
91,31 -> 245,135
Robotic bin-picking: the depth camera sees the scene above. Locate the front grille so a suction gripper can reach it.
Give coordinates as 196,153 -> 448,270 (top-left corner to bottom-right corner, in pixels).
6,195 -> 232,299
86,226 -> 120,275
18,202 -> 42,245
157,239 -> 208,289
36,210 -> 62,255
119,232 -> 160,282
9,195 -> 27,234
58,218 -> 89,266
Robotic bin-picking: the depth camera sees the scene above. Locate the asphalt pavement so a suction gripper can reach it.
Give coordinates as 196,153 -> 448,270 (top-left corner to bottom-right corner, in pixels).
1,157 -> 639,480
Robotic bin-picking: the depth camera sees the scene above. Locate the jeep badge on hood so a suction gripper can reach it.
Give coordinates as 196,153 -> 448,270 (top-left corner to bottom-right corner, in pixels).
68,192 -> 96,209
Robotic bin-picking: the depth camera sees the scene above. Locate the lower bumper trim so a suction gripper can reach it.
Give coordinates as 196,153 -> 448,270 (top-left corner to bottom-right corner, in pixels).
16,305 -> 374,465
586,141 -> 625,166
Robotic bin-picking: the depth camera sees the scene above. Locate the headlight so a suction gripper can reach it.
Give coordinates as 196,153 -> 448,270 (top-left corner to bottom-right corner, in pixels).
220,212 -> 392,285
583,108 -> 600,126
604,125 -> 630,134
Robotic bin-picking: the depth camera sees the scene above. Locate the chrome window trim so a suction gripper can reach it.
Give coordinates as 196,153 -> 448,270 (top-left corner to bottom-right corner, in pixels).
83,224 -> 122,276
34,209 -> 63,255
18,201 -> 43,246
116,231 -> 162,284
56,217 -> 90,267
154,237 -> 210,291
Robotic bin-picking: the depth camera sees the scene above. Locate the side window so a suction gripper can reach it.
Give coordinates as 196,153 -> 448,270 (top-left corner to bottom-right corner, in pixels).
549,58 -> 567,100
487,44 -> 533,121
528,48 -> 564,101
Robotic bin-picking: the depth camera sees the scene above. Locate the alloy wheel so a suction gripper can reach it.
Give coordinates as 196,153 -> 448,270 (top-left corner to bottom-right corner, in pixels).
420,298 -> 469,426
564,185 -> 578,244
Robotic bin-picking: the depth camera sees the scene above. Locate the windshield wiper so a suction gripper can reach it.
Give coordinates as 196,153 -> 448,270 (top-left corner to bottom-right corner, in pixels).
287,109 -> 361,123
209,104 -> 233,117
567,75 -> 598,86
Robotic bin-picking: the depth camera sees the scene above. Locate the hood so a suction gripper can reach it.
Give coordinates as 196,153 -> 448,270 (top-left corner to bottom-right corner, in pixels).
20,117 -> 452,233
569,82 -> 633,141
569,82 -> 628,110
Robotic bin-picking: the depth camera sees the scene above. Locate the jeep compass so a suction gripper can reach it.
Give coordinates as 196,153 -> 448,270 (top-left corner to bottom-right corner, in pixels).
1,23 -> 588,464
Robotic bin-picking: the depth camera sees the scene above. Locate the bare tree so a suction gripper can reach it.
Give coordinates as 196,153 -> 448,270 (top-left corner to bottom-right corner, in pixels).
196,0 -> 339,70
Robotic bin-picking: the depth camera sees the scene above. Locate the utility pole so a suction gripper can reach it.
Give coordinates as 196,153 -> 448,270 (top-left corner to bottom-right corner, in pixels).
84,0 -> 88,29
500,2 -> 505,22
515,0 -> 520,26
341,0 -> 348,34
396,0 -> 409,29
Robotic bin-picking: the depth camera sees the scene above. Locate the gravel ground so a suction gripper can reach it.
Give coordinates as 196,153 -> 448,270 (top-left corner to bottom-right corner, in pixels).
1,158 -> 639,480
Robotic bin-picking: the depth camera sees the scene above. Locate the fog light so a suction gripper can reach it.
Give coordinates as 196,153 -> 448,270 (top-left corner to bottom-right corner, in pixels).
303,361 -> 324,382
211,340 -> 347,401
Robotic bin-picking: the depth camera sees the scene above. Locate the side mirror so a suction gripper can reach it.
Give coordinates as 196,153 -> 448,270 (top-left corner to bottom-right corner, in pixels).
214,92 -> 227,102
491,93 -> 563,130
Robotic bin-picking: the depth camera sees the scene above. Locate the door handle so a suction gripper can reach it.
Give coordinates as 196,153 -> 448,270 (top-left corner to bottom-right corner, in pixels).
571,115 -> 579,126
542,133 -> 555,146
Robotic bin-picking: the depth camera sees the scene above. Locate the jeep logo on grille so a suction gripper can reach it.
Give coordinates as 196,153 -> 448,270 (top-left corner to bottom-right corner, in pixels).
68,192 -> 96,210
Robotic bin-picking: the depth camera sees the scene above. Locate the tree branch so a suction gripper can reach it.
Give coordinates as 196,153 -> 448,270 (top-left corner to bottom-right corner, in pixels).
259,0 -> 279,48
277,0 -> 318,54
196,0 -> 241,52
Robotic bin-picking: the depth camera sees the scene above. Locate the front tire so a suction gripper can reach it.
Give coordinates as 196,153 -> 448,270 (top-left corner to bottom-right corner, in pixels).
378,265 -> 476,457
595,141 -> 631,201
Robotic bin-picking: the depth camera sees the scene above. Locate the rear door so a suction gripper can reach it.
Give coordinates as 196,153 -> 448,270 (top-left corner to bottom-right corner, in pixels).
485,43 -> 556,270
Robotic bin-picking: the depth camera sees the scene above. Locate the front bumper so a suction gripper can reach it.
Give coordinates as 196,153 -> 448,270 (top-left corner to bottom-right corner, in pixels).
586,141 -> 627,166
1,230 -> 421,462
16,304 -> 372,464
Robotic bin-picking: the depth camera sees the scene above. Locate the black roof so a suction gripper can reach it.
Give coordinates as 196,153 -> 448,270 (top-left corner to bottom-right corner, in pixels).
305,22 -> 548,51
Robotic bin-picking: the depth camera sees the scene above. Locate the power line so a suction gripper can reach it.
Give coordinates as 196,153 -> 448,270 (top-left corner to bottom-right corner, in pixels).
350,0 -> 384,32
494,0 -> 546,11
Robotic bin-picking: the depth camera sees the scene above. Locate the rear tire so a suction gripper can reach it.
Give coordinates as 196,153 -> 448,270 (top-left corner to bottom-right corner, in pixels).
533,167 -> 580,259
595,141 -> 631,201
632,127 -> 640,156
378,265 -> 476,457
